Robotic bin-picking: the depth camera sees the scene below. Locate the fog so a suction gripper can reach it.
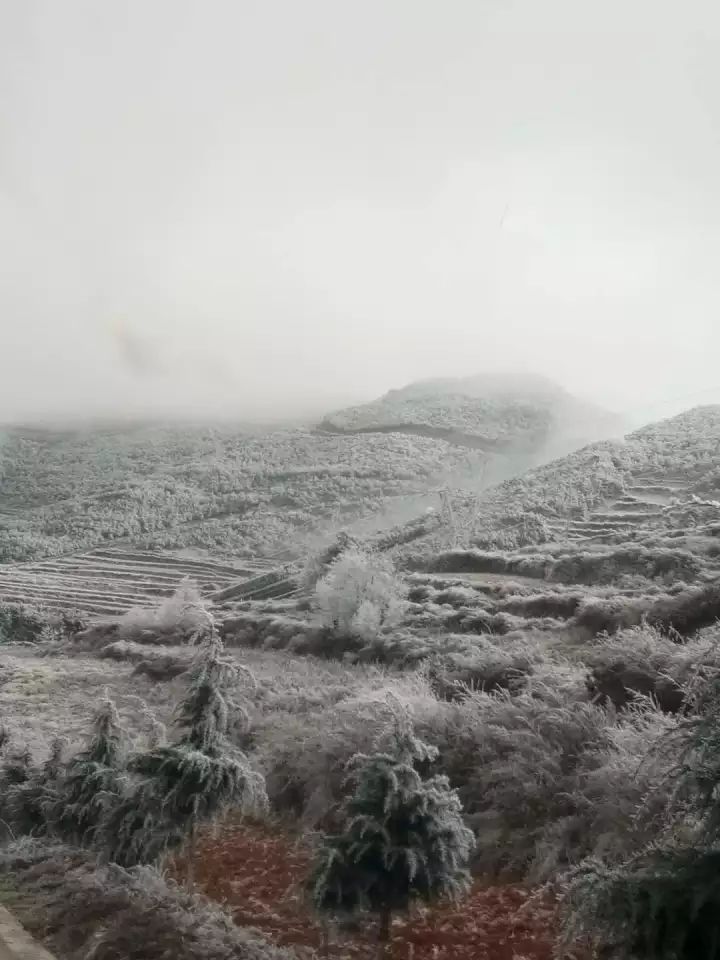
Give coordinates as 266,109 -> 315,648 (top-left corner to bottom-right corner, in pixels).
2,0 -> 719,426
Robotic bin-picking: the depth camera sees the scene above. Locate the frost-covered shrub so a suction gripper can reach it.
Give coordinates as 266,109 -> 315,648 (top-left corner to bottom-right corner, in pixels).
98,639 -> 192,680
315,549 -> 407,641
118,580 -> 213,642
427,544 -> 705,587
573,596 -> 648,636
645,582 -> 720,636
421,633 -> 544,698
0,603 -> 71,644
560,667 -> 720,959
560,843 -> 720,960
583,625 -> 720,713
257,670 -> 675,879
472,511 -> 552,550
299,531 -> 359,591
421,686 -> 676,879
498,591 -> 583,620
258,675 -> 439,826
0,839 -> 296,960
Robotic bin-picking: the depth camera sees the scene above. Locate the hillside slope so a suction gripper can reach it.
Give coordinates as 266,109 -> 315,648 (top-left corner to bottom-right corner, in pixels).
321,372 -> 624,456
0,376 -> 621,566
378,406 -> 720,603
0,423 -> 486,563
378,404 -> 717,554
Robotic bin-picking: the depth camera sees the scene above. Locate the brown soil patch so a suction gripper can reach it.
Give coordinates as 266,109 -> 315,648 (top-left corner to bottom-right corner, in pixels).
177,820 -> 571,959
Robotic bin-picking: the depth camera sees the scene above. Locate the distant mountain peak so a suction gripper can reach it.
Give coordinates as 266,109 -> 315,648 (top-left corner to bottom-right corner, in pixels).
322,372 -> 626,457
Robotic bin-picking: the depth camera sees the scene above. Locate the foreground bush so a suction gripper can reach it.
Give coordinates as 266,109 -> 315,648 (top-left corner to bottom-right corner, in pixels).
0,839 -> 296,960
425,685 -> 675,879
257,671 -> 675,879
560,668 -> 720,958
561,843 -> 720,960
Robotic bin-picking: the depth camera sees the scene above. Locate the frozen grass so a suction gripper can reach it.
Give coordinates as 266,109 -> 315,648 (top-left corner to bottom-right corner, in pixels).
584,624 -> 720,712
0,647 -> 180,757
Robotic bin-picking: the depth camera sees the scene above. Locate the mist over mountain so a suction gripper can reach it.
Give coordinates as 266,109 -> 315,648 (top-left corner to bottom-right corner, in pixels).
322,371 -> 626,461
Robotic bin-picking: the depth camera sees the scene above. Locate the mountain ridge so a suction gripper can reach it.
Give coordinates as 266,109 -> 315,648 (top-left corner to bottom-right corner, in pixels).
320,372 -> 626,459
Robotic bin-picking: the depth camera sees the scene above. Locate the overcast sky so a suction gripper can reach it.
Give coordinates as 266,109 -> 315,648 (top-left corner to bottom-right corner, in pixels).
2,0 -> 719,423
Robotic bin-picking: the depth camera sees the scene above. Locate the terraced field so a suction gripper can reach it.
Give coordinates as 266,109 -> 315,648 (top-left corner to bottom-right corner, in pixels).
0,548 -> 300,618
544,476 -> 683,545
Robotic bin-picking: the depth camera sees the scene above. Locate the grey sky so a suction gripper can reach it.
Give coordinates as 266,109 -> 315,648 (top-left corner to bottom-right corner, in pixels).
2,0 -> 719,423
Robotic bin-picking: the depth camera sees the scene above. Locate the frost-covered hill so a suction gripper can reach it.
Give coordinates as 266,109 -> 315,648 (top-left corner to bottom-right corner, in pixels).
321,372 -> 625,457
0,377 -> 623,566
0,422 -> 490,563
383,404 -> 720,570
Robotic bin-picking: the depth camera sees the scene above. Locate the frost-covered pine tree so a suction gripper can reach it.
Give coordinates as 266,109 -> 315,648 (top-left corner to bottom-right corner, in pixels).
1,738 -> 64,837
103,631 -> 266,877
309,730 -> 474,956
48,694 -> 126,845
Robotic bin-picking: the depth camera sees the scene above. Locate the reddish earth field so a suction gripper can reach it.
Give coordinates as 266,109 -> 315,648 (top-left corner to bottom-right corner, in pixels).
179,820 -> 575,959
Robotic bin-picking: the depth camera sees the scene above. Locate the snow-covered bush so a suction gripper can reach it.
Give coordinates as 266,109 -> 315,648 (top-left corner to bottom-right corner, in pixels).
315,549 -> 407,641
118,580 -> 213,642
0,839 -> 295,960
258,671 -> 675,879
560,667 -> 720,959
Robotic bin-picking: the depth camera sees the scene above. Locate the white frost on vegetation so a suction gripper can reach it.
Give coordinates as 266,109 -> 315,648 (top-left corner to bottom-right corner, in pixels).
315,549 -> 407,641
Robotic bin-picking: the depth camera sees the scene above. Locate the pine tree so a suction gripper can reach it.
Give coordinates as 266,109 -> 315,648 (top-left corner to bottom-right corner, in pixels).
1,738 -> 65,837
102,631 -> 266,876
309,730 -> 474,957
48,694 -> 126,845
